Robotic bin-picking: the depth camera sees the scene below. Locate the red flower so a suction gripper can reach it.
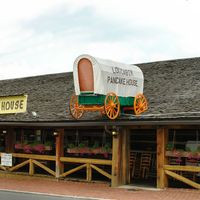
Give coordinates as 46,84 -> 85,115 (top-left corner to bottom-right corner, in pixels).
15,143 -> 23,150
24,145 -> 32,153
33,144 -> 45,154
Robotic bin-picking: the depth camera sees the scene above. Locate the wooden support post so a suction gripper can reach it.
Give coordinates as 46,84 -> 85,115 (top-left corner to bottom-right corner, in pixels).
29,159 -> 35,176
121,128 -> 130,185
86,163 -> 92,182
111,131 -> 122,187
5,129 -> 15,153
157,128 -> 168,189
55,129 -> 64,178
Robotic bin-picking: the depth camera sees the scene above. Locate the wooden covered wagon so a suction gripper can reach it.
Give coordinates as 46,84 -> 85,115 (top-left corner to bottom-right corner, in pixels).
69,54 -> 148,120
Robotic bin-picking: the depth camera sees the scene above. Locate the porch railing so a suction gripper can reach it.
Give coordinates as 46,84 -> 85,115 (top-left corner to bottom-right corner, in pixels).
0,153 -> 112,182
164,165 -> 200,189
60,156 -> 112,181
0,153 -> 56,176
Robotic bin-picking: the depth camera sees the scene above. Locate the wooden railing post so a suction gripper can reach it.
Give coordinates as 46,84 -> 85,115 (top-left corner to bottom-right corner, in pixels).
157,128 -> 168,188
55,129 -> 64,178
86,163 -> 92,182
29,159 -> 34,175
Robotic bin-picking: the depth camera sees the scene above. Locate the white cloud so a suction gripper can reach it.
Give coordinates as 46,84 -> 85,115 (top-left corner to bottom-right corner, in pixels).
0,0 -> 200,80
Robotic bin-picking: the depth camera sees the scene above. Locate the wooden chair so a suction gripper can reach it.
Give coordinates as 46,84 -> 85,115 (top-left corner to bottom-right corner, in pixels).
140,153 -> 152,179
130,151 -> 137,178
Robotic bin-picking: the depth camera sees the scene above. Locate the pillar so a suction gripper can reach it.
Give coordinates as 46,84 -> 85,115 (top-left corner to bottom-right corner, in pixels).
157,128 -> 168,188
121,128 -> 130,185
55,129 -> 64,178
111,129 -> 122,187
5,129 -> 15,153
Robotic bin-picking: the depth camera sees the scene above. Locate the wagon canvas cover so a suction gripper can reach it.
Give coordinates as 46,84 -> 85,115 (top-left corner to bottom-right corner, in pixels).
73,54 -> 144,97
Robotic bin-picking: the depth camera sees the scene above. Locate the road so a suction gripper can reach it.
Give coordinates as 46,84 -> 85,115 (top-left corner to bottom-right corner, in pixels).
0,190 -> 101,200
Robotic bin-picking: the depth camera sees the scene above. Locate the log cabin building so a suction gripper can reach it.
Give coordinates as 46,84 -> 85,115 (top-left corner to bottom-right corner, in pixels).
0,57 -> 199,189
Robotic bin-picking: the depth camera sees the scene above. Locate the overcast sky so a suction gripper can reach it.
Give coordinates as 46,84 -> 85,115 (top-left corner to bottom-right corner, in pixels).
0,0 -> 199,80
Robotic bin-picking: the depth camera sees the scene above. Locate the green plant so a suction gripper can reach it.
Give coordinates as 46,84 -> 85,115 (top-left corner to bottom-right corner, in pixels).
185,147 -> 191,152
92,141 -> 100,149
166,143 -> 174,151
176,149 -> 184,152
44,141 -> 53,146
78,143 -> 86,148
31,141 -> 41,146
68,143 -> 75,148
102,143 -> 111,152
23,140 -> 29,145
197,145 -> 200,152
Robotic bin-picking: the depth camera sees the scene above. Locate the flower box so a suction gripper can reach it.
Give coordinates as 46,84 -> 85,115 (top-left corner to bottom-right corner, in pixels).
67,147 -> 112,158
67,147 -> 91,154
166,150 -> 200,159
44,146 -> 52,151
14,143 -> 52,154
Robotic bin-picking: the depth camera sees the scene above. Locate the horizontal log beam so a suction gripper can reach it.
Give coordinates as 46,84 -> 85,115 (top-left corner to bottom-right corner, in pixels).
164,165 -> 200,172
165,170 -> 200,189
60,157 -> 112,165
2,153 -> 56,161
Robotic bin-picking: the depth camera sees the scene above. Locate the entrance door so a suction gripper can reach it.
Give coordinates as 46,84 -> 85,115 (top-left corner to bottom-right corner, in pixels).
129,129 -> 157,187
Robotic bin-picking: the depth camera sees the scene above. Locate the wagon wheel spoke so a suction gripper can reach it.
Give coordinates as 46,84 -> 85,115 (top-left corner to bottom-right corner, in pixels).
112,109 -> 117,118
113,104 -> 118,108
141,102 -> 148,110
69,94 -> 84,119
133,93 -> 148,115
107,108 -> 112,115
104,92 -> 120,120
112,96 -> 117,103
106,105 -> 111,110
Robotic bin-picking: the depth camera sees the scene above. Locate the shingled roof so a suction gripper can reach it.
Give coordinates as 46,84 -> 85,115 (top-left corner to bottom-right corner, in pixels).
0,57 -> 200,124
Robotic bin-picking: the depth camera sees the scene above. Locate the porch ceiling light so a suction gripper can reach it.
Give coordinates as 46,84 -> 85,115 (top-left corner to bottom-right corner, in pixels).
112,130 -> 118,136
53,132 -> 58,136
31,111 -> 37,117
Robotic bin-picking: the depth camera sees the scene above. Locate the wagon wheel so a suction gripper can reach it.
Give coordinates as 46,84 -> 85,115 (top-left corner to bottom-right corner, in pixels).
104,92 -> 120,120
69,94 -> 84,119
133,93 -> 148,115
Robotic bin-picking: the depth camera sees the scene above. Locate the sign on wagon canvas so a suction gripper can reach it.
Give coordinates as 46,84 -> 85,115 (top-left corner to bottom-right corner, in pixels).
73,54 -> 144,97
0,95 -> 28,114
1,153 -> 12,167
